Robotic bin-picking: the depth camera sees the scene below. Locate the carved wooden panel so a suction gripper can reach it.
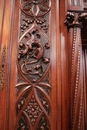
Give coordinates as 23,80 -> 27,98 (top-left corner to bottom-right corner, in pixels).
16,0 -> 51,129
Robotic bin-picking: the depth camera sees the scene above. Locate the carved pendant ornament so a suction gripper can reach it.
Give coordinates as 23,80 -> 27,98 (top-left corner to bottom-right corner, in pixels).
16,0 -> 51,130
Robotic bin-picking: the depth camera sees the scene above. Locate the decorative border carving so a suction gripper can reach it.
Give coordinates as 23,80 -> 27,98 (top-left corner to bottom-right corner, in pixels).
16,0 -> 51,130
0,46 -> 6,90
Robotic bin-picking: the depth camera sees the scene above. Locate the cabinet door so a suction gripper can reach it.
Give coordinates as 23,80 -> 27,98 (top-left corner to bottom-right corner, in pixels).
0,0 -> 68,130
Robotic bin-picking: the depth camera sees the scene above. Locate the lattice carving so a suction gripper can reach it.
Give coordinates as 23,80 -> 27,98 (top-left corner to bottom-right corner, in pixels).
16,0 -> 51,129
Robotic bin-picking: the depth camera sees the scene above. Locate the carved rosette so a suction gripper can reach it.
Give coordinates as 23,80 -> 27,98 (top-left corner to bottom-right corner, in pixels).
16,0 -> 51,130
64,12 -> 87,130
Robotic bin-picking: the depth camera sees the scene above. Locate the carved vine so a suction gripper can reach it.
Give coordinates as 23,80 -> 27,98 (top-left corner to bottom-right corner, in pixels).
16,0 -> 51,129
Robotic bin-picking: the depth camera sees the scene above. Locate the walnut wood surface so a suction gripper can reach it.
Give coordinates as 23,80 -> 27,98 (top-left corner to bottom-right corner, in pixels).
1,0 -> 87,130
0,0 -> 63,130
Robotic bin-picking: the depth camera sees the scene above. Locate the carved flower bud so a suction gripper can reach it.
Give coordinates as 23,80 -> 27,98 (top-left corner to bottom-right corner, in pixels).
45,43 -> 50,49
43,57 -> 50,63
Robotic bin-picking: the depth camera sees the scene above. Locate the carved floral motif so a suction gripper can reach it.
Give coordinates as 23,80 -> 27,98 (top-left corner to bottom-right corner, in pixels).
25,95 -> 42,125
16,0 -> 51,129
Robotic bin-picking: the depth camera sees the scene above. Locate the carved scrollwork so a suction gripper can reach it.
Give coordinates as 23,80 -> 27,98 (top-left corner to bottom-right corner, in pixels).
18,24 -> 50,83
16,0 -> 51,129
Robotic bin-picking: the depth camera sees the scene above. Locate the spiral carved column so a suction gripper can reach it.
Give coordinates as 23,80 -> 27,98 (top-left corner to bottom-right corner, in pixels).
64,12 -> 87,130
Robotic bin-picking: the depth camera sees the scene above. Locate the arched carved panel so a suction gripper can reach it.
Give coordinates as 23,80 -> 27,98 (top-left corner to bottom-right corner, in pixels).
16,0 -> 51,129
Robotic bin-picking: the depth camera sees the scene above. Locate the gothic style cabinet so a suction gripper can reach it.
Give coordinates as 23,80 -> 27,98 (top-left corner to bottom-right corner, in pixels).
64,0 -> 87,130
0,0 -> 63,130
1,0 -> 87,130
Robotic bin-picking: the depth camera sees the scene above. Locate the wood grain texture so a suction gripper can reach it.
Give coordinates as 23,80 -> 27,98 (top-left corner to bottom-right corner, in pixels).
2,0 -> 87,130
0,0 -> 15,129
8,0 -> 62,130
60,0 -> 69,130
64,12 -> 87,130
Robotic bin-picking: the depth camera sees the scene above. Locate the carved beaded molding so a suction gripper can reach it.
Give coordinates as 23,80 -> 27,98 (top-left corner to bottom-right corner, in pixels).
64,11 -> 86,130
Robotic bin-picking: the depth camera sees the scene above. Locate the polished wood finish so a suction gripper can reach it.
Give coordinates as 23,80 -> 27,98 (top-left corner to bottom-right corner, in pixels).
65,1 -> 87,129
1,0 -> 87,130
0,0 -> 63,130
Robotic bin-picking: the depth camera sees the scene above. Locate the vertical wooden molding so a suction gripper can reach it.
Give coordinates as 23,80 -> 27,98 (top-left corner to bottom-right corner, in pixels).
0,0 -> 16,129
60,0 -> 68,130
64,12 -> 86,130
